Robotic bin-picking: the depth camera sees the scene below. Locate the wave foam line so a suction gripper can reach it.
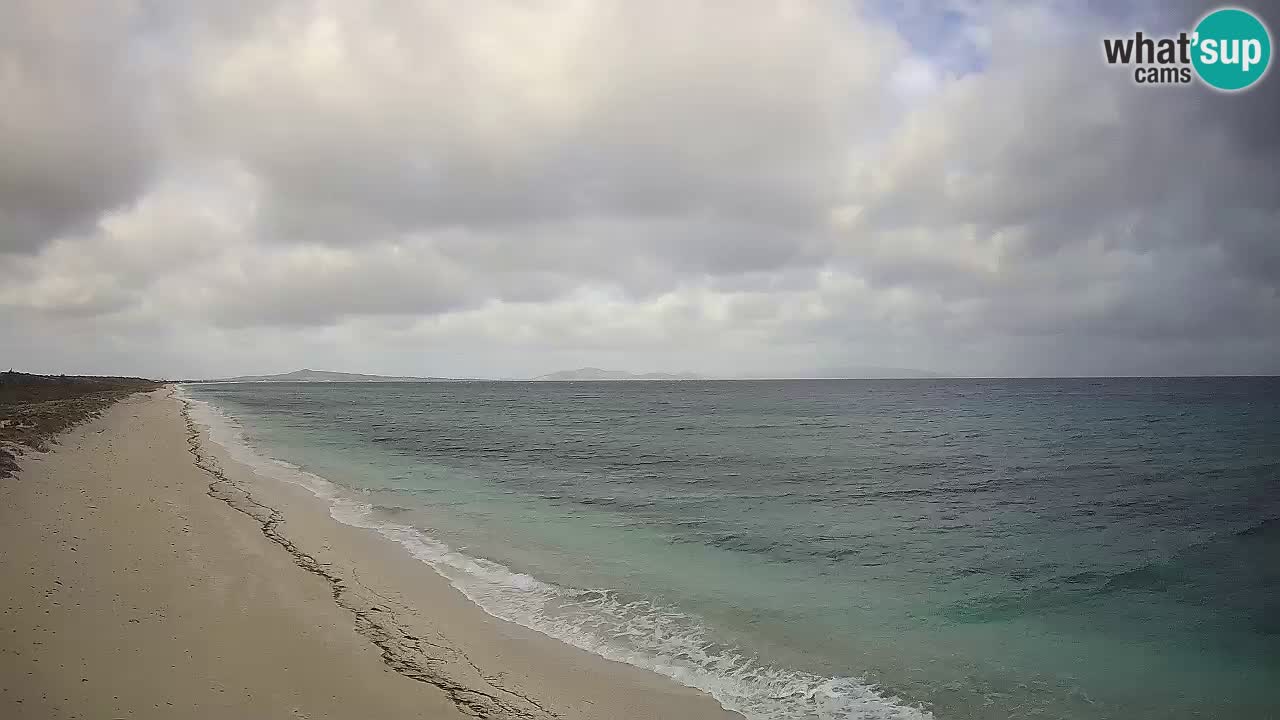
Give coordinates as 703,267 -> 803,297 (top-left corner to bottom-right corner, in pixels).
177,388 -> 934,720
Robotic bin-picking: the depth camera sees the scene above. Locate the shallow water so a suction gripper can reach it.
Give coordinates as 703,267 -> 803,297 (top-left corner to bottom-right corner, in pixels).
182,378 -> 1280,719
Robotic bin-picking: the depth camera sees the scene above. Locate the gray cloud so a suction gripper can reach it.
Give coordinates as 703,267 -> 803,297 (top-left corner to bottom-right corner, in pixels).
0,0 -> 1277,378
0,1 -> 162,254
182,1 -> 901,242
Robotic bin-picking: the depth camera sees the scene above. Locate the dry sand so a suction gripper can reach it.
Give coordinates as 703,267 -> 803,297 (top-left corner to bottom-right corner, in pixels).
1,389 -> 740,719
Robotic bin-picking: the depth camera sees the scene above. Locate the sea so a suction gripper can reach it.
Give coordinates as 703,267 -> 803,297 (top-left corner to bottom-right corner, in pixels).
180,378 -> 1280,720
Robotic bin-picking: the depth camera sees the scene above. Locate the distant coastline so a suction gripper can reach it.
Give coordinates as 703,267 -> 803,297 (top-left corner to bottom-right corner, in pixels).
192,366 -> 948,383
531,367 -> 705,381
193,369 -> 466,383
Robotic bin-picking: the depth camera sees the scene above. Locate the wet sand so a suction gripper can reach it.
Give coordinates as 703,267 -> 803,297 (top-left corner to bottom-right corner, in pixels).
0,389 -> 739,719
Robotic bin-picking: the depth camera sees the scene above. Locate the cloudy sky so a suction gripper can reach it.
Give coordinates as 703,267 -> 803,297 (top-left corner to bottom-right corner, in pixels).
2,0 -> 1277,379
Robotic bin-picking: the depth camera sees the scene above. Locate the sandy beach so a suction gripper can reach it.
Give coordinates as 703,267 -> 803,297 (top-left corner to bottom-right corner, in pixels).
0,389 -> 739,719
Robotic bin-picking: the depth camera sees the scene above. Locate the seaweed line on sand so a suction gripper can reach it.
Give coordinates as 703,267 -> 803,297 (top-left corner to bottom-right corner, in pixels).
176,390 -> 558,719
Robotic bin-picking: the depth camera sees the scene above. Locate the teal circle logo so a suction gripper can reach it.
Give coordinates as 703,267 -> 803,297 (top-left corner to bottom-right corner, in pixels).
1192,7 -> 1272,91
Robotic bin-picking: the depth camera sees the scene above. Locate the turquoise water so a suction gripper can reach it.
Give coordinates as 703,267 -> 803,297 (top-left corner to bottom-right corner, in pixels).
183,379 -> 1280,719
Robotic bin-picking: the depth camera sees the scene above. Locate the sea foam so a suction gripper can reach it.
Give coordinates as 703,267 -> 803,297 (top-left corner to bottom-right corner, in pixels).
178,388 -> 932,720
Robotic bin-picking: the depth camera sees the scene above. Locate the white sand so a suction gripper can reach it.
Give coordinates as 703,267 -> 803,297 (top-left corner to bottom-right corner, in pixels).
0,390 -> 740,719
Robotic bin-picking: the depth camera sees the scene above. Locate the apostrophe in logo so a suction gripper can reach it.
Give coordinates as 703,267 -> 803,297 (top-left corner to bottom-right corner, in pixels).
1192,7 -> 1271,91
1102,6 -> 1271,91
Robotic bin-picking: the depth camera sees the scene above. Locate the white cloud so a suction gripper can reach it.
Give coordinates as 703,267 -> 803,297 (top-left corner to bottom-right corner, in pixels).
0,0 -> 1277,378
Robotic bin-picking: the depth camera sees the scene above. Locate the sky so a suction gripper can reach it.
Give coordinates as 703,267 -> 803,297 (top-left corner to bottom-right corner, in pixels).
2,0 -> 1278,380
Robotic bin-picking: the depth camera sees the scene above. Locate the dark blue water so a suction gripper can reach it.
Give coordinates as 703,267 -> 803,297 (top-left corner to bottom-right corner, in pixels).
184,378 -> 1280,719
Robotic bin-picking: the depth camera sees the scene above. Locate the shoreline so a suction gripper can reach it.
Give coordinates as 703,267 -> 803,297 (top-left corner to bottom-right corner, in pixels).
180,389 -> 745,719
1,388 -> 740,719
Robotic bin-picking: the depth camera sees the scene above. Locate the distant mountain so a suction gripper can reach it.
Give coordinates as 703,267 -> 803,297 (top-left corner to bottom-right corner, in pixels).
195,366 -> 942,384
532,367 -> 704,381
197,369 -> 454,383
530,366 -> 941,381
787,365 -> 946,379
